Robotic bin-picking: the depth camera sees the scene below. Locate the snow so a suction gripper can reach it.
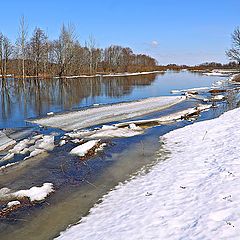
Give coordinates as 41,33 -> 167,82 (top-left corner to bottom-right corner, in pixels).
115,104 -> 212,127
47,112 -> 54,116
211,95 -> 225,101
69,140 -> 100,157
128,123 -> 142,131
6,200 -> 21,208
202,72 -> 230,77
10,139 -> 29,154
0,183 -> 54,202
59,139 -> 67,146
34,135 -> 55,151
56,71 -> 163,79
30,96 -> 185,131
1,152 -> 15,161
24,148 -> 46,160
14,183 -> 54,202
56,107 -> 240,240
87,127 -> 143,139
170,86 -> 210,94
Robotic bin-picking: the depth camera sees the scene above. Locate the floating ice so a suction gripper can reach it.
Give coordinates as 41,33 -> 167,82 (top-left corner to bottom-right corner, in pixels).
69,140 -> 100,157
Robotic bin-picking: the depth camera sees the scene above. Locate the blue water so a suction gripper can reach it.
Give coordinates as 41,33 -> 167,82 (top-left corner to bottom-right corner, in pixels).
0,71 -> 224,128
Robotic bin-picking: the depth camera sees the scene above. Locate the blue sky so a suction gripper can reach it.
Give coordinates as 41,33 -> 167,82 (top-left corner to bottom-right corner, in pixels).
0,0 -> 239,65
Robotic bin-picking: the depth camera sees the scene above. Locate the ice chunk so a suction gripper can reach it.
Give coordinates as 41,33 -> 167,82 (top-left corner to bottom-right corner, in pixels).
70,140 -> 100,157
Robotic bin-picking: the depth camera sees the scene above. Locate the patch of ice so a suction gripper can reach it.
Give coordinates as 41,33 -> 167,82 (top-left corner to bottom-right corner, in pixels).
202,72 -> 230,77
212,95 -> 225,101
24,148 -> 46,160
35,135 -> 55,151
171,87 -> 210,94
129,123 -> 142,131
0,131 -> 16,152
86,127 -> 143,139
9,139 -> 29,154
1,152 -> 15,161
47,112 -> 54,116
30,96 -> 185,131
59,139 -> 67,146
69,140 -> 100,157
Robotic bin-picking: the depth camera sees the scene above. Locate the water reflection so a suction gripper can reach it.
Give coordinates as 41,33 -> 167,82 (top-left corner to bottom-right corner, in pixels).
0,73 -> 160,128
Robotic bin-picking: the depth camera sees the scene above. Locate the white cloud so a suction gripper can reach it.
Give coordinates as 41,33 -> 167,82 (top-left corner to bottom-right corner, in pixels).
151,40 -> 159,47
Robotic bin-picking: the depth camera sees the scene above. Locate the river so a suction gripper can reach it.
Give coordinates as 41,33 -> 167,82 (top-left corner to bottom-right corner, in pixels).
0,70 -> 238,240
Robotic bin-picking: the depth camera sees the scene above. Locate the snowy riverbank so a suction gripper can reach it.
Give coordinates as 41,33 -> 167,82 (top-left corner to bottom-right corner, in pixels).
53,71 -> 163,79
57,107 -> 240,240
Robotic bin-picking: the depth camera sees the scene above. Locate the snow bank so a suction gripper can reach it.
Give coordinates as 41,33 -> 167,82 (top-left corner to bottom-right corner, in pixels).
56,71 -> 162,79
70,140 -> 100,157
30,96 -> 185,131
56,107 -> 240,240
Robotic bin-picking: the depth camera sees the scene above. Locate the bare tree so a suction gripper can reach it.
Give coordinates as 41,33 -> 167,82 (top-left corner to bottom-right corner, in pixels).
86,35 -> 97,74
29,27 -> 48,76
226,27 -> 240,65
16,15 -> 28,79
52,23 -> 77,77
0,33 -> 13,78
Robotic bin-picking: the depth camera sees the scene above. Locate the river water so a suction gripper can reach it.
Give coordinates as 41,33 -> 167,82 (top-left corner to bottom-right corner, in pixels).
0,71 -> 238,240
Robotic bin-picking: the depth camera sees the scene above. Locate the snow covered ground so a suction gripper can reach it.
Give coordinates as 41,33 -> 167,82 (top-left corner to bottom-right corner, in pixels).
56,107 -> 240,240
30,96 -> 185,131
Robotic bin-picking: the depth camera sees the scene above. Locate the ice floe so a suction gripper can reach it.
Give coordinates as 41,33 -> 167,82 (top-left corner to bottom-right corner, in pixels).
70,140 -> 100,157
0,183 -> 54,202
29,96 -> 185,131
0,131 -> 16,152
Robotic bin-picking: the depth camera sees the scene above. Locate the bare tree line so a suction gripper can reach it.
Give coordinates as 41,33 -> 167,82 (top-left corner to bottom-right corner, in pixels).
0,18 -> 157,79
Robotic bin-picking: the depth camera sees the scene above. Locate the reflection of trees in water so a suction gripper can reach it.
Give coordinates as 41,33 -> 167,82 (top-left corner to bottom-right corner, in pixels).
0,73 -> 160,120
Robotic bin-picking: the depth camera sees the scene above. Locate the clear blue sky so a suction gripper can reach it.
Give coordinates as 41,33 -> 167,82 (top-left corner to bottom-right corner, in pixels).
1,0 -> 239,65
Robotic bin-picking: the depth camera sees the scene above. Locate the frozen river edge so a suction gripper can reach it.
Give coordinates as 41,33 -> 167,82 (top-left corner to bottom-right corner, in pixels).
29,96 -> 185,131
57,106 -> 240,240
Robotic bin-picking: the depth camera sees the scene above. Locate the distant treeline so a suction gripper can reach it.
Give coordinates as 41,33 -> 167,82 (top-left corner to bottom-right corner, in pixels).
0,18 -> 157,79
157,61 -> 240,72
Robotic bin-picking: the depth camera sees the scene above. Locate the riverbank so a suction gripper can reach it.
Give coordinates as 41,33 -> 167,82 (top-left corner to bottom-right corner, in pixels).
57,106 -> 240,240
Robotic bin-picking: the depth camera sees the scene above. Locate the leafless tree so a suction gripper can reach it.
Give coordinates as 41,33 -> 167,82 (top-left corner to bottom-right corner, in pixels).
52,24 -> 77,77
0,33 -> 13,78
29,27 -> 48,76
16,15 -> 28,79
226,27 -> 240,65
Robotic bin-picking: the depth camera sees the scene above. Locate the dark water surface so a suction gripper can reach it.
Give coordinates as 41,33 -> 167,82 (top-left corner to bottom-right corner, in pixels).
0,71 -> 222,128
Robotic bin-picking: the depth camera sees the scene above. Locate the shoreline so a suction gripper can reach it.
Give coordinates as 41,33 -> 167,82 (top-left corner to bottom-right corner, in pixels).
56,106 -> 240,240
